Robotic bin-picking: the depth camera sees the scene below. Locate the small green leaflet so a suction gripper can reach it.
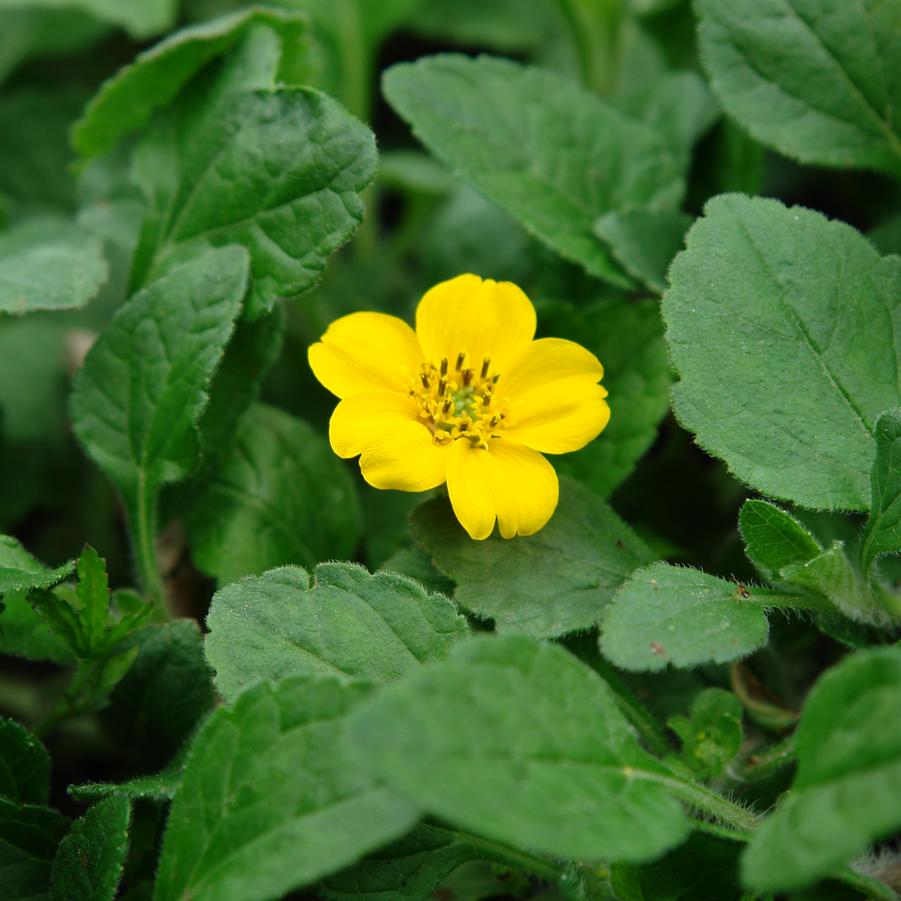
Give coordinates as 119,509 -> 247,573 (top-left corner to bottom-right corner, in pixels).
0,218 -> 106,315
70,246 -> 249,569
0,535 -> 73,596
352,635 -> 690,863
599,562 -> 770,672
696,0 -> 901,177
742,646 -> 901,891
664,194 -> 901,511
185,404 -> 362,585
383,54 -> 683,287
154,676 -> 419,901
0,719 -> 50,805
50,796 -> 130,901
668,688 -> 743,780
72,7 -> 307,158
205,562 -> 467,701
861,408 -> 901,573
411,479 -> 654,638
738,499 -> 821,579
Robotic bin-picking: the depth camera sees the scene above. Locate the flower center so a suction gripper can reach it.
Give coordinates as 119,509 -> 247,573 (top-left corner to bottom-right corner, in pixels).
410,351 -> 506,448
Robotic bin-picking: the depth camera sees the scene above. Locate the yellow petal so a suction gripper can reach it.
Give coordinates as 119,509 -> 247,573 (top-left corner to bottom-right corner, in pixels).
415,274 -> 536,373
501,337 -> 610,454
446,437 -> 559,540
329,391 -> 448,491
308,312 -> 423,399
505,378 -> 611,454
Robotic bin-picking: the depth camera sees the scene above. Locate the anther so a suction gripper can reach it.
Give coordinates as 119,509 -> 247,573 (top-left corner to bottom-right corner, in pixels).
438,377 -> 447,397
440,358 -> 448,376
481,393 -> 491,406
462,368 -> 474,386
455,352 -> 466,371
491,373 -> 500,384
480,357 -> 490,379
442,398 -> 452,414
419,372 -> 430,389
489,414 -> 500,426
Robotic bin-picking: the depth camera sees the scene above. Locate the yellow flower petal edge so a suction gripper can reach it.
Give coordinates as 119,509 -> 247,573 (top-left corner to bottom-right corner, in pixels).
308,274 -> 610,540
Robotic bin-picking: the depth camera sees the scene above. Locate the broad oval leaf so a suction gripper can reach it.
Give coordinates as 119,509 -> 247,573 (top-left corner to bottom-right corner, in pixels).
664,194 -> 901,511
742,646 -> 901,891
205,562 -> 468,701
0,798 -> 68,901
185,404 -> 361,585
154,676 -> 419,901
411,479 -> 654,638
738,499 -> 821,579
696,0 -> 901,177
383,54 -> 683,287
352,635 -> 690,863
599,562 -> 770,672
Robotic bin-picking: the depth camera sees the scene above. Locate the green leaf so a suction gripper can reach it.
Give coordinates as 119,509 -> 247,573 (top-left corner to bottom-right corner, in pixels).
102,622 -> 214,766
205,562 -> 468,701
69,761 -> 184,804
154,676 -> 419,901
668,688 -> 743,779
861,409 -> 901,573
184,404 -> 361,585
378,546 -> 455,597
352,635 -> 690,863
611,833 -> 742,901
742,646 -> 901,891
0,536 -> 73,596
0,799 -> 68,900
738,499 -> 822,579
0,218 -> 107,315
383,54 -> 683,287
0,0 -> 177,39
74,546 -> 108,654
664,194 -> 901,511
319,824 -> 490,901
593,207 -> 691,293
696,0 -> 901,177
133,82 -> 377,318
0,591 -> 74,664
411,479 -> 654,638
552,299 -> 672,498
0,719 -> 50,805
70,246 -> 249,586
599,563 -> 770,672
73,7 -> 307,159
50,796 -> 130,901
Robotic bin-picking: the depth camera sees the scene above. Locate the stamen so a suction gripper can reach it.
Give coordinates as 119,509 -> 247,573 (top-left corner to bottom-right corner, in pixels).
462,368 -> 474,386
438,377 -> 447,397
492,373 -> 500,384
480,357 -> 490,379
440,358 -> 448,376
420,372 -> 430,389
455,352 -> 466,371
481,393 -> 491,406
442,398 -> 452,414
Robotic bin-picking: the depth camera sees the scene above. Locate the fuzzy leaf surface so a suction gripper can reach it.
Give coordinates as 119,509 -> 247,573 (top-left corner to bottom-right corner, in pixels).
664,194 -> 901,510
861,408 -> 901,572
383,54 -> 683,286
0,536 -> 73,596
739,499 -> 822,579
353,636 -> 690,863
50,795 -> 130,901
154,676 -> 418,901
696,0 -> 901,177
0,218 -> 106,315
0,799 -> 67,900
600,562 -> 770,672
743,646 -> 901,891
185,405 -> 361,585
206,562 -> 467,701
412,479 -> 653,638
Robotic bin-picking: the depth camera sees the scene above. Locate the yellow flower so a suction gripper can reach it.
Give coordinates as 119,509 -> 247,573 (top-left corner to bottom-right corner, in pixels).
308,274 -> 610,540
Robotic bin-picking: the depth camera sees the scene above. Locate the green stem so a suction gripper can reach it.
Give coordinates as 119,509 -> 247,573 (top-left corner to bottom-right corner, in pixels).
832,865 -> 898,901
428,822 -> 565,882
129,473 -> 166,616
734,734 -> 796,783
656,774 -> 761,833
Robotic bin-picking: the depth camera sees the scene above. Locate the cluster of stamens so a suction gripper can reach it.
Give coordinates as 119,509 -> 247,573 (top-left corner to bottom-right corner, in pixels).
410,350 -> 506,447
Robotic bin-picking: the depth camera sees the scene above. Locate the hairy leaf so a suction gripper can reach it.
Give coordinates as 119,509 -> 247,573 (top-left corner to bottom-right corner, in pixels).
861,408 -> 901,572
412,479 -> 653,638
154,676 -> 418,901
0,799 -> 67,900
0,719 -> 50,805
664,194 -> 901,510
600,563 -> 770,671
50,796 -> 130,901
696,0 -> 901,177
383,54 -> 683,286
739,499 -> 822,579
0,536 -> 73,596
352,635 -> 690,862
185,405 -> 361,585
